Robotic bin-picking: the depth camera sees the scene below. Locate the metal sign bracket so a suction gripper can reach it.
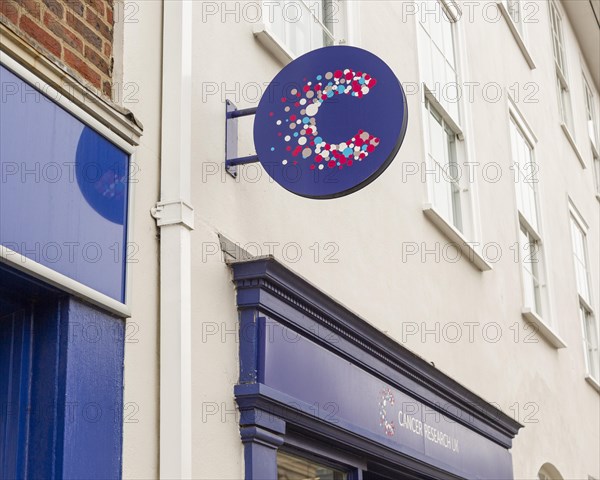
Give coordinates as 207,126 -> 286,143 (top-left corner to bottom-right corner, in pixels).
225,100 -> 259,177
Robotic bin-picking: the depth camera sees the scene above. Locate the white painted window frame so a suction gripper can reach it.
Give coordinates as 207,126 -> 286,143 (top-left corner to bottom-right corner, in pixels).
507,97 -> 565,347
254,0 -> 350,65
0,50 -> 139,318
416,0 -> 488,271
568,200 -> 600,390
497,0 -> 536,69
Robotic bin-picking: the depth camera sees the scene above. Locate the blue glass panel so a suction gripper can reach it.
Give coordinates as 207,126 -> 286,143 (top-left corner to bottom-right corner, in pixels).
0,65 -> 129,301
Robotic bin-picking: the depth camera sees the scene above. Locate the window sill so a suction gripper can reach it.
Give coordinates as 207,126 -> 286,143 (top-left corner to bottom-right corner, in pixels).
422,204 -> 492,272
521,308 -> 566,348
497,2 -> 536,70
423,84 -> 464,140
585,375 -> 600,393
253,23 -> 293,66
595,193 -> 600,203
561,123 -> 586,169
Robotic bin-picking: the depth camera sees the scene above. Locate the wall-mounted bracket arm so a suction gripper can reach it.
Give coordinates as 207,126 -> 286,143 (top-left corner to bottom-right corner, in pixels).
225,100 -> 260,177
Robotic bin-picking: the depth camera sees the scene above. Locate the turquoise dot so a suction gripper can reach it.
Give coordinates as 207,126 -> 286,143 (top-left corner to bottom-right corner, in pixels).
315,136 -> 323,144
270,147 -> 275,151
338,85 -> 345,93
359,78 -> 365,85
361,145 -> 367,151
317,75 -> 322,80
343,148 -> 352,156
294,132 -> 299,137
302,117 -> 310,124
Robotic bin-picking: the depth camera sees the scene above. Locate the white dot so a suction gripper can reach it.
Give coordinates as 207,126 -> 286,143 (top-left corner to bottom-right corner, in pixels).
300,99 -> 307,105
305,103 -> 319,116
285,135 -> 291,141
276,120 -> 282,125
282,160 -> 288,165
318,164 -> 324,170
298,137 -> 307,145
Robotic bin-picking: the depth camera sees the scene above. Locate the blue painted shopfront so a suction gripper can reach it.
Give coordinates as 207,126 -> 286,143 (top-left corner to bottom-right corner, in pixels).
1,64 -> 128,479
232,258 -> 523,479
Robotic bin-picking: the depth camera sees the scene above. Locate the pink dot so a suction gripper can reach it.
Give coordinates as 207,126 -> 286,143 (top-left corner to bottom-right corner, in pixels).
269,112 -> 274,116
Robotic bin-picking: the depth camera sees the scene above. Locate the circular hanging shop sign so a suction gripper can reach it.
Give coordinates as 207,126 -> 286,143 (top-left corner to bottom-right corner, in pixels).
254,45 -> 408,199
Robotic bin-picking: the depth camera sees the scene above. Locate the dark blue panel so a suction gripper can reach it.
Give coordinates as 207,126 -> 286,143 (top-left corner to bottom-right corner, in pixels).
0,65 -> 129,302
0,308 -> 32,480
60,298 -> 124,480
0,265 -> 125,479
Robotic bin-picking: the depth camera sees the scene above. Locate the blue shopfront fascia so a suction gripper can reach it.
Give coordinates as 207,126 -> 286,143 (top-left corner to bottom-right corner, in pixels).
0,54 -> 139,318
231,258 -> 523,480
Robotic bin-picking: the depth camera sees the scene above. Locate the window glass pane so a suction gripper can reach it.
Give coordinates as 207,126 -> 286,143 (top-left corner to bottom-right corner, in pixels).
581,306 -> 599,381
593,154 -> 600,193
570,217 -> 591,302
584,81 -> 598,146
267,0 -> 337,56
520,224 -> 542,315
510,119 -> 539,231
417,0 -> 460,123
426,103 -> 461,230
277,451 -> 347,480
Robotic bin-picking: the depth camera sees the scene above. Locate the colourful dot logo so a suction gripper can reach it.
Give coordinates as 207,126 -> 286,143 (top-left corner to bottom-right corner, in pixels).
254,46 -> 408,199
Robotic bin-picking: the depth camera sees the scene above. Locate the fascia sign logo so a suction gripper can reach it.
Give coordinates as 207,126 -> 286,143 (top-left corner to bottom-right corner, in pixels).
254,46 -> 408,199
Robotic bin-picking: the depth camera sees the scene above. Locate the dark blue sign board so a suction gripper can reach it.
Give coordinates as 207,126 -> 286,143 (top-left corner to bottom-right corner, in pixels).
253,46 -> 408,199
232,258 -> 522,479
0,65 -> 129,302
263,321 -> 513,479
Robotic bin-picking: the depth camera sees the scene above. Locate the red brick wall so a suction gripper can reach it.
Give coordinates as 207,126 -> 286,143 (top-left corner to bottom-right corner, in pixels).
1,0 -> 115,98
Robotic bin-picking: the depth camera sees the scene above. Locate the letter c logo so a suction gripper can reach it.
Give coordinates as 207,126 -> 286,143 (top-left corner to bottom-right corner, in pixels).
283,69 -> 380,171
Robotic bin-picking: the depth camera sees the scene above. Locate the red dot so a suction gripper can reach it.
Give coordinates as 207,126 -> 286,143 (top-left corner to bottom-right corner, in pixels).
290,115 -> 297,121
278,132 -> 282,136
292,146 -> 302,157
347,160 -> 353,166
286,146 -> 292,151
334,70 -> 342,78
345,72 -> 353,80
303,85 -> 310,92
281,97 -> 287,102
368,78 -> 377,88
294,102 -> 300,107
269,112 -> 274,116
328,160 -> 336,168
367,145 -> 375,153
315,84 -> 321,91
315,155 -> 322,163
310,164 -> 316,170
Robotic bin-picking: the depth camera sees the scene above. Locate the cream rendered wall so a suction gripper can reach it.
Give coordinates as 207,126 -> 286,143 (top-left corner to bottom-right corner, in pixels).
118,0 -> 599,478
120,1 -> 162,478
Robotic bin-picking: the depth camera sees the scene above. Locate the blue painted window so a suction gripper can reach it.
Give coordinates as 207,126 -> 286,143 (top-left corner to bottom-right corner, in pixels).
0,64 -> 130,302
